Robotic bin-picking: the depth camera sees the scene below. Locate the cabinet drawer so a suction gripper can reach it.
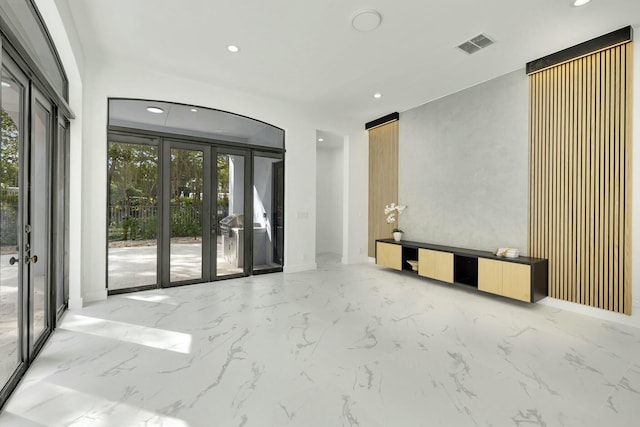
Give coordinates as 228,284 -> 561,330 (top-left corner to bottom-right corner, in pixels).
418,249 -> 453,283
376,242 -> 402,270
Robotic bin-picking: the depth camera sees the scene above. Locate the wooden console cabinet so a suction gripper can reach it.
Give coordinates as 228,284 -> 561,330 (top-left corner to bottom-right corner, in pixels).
375,239 -> 548,303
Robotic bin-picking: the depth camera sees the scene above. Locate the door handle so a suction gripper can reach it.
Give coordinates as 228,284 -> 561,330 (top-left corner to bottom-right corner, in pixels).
9,256 -> 19,265
26,255 -> 38,264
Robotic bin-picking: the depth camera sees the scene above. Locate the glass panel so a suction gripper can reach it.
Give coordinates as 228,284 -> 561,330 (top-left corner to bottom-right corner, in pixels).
216,153 -> 244,277
170,148 -> 203,282
54,120 -> 66,311
107,142 -> 158,290
109,99 -> 284,149
0,0 -> 66,98
253,156 -> 284,271
30,98 -> 50,346
0,67 -> 23,385
63,120 -> 69,307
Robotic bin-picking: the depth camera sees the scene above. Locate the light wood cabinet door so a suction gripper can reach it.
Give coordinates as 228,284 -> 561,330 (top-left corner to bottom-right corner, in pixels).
418,249 -> 453,283
501,262 -> 531,302
478,258 -> 531,302
478,258 -> 502,295
376,242 -> 402,270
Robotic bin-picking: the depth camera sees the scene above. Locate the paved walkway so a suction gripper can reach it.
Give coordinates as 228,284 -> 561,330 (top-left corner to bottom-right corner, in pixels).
108,242 -> 242,290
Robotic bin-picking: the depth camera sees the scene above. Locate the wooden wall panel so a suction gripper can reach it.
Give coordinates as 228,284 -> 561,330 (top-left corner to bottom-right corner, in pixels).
529,43 -> 632,314
368,121 -> 399,257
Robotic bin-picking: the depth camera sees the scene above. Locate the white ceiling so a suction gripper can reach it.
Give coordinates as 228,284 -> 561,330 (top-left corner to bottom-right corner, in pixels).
60,0 -> 640,126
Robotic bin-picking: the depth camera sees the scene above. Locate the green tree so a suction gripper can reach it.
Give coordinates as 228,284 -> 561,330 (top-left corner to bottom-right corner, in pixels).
1,108 -> 20,246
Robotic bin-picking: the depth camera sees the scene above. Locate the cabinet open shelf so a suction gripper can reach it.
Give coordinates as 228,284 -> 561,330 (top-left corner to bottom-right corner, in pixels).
402,246 -> 418,272
454,255 -> 478,288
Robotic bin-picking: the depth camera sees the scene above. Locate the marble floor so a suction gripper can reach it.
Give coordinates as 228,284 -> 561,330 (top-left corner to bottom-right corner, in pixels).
0,254 -> 639,427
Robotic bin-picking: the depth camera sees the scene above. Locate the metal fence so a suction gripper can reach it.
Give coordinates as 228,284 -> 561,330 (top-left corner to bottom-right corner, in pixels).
108,205 -> 202,241
0,205 -> 18,246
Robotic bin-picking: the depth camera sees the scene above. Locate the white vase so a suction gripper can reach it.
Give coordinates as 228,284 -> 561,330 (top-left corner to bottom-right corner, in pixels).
393,232 -> 403,242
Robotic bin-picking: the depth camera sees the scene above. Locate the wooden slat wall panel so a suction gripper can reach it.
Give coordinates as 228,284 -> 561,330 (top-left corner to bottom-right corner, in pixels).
368,121 -> 399,257
529,43 -> 632,314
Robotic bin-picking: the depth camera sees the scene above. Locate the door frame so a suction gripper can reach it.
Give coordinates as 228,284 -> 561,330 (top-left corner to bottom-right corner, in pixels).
162,139 -> 211,287
28,85 -> 54,359
211,146 -> 252,280
0,49 -> 62,405
252,151 -> 285,275
0,48 -> 30,405
105,132 -> 160,295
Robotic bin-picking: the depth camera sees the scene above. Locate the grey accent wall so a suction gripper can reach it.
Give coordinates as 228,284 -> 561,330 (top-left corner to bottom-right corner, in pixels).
398,69 -> 529,253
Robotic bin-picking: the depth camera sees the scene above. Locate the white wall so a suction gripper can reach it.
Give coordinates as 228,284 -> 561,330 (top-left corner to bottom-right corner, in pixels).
342,131 -> 369,264
228,156 -> 244,215
316,142 -> 343,255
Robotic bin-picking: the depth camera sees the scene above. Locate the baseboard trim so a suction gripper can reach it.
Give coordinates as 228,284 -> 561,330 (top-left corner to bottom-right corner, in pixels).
68,296 -> 84,310
83,289 -> 108,303
284,263 -> 317,273
538,297 -> 640,329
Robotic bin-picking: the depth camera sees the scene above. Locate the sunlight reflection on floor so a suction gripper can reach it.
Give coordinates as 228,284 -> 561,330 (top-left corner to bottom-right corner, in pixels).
61,314 -> 192,354
123,294 -> 176,305
3,381 -> 189,427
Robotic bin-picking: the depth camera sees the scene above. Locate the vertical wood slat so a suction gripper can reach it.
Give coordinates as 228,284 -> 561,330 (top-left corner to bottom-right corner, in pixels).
612,45 -> 620,313
367,121 -> 399,258
528,42 -> 632,315
624,43 -> 633,314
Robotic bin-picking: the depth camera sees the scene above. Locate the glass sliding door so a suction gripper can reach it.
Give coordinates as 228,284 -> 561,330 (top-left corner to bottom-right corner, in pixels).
214,150 -> 247,278
104,130 -> 285,290
253,154 -> 284,272
107,139 -> 159,292
0,62 -> 26,389
168,145 -> 205,283
0,0 -> 74,405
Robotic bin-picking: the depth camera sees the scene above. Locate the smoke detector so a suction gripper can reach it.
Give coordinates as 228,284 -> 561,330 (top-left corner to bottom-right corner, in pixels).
351,9 -> 382,32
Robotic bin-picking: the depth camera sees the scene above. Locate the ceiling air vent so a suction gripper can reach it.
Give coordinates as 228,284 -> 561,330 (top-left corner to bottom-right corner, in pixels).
457,34 -> 494,54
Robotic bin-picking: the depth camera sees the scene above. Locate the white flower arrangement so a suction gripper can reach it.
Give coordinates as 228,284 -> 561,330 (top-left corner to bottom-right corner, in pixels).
384,202 -> 407,231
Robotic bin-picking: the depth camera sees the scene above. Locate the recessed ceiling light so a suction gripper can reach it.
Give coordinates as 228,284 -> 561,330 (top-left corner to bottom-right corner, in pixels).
318,138 -> 324,142
373,93 -> 383,99
1,81 -> 10,88
190,108 -> 198,112
572,0 -> 591,6
146,106 -> 164,114
227,45 -> 240,53
351,9 -> 382,32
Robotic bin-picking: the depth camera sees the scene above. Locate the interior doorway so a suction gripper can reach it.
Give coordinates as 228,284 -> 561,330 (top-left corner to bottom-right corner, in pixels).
315,130 -> 344,264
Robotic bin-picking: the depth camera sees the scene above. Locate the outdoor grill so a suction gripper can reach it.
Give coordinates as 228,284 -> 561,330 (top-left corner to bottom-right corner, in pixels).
220,213 -> 267,268
219,214 -> 243,237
